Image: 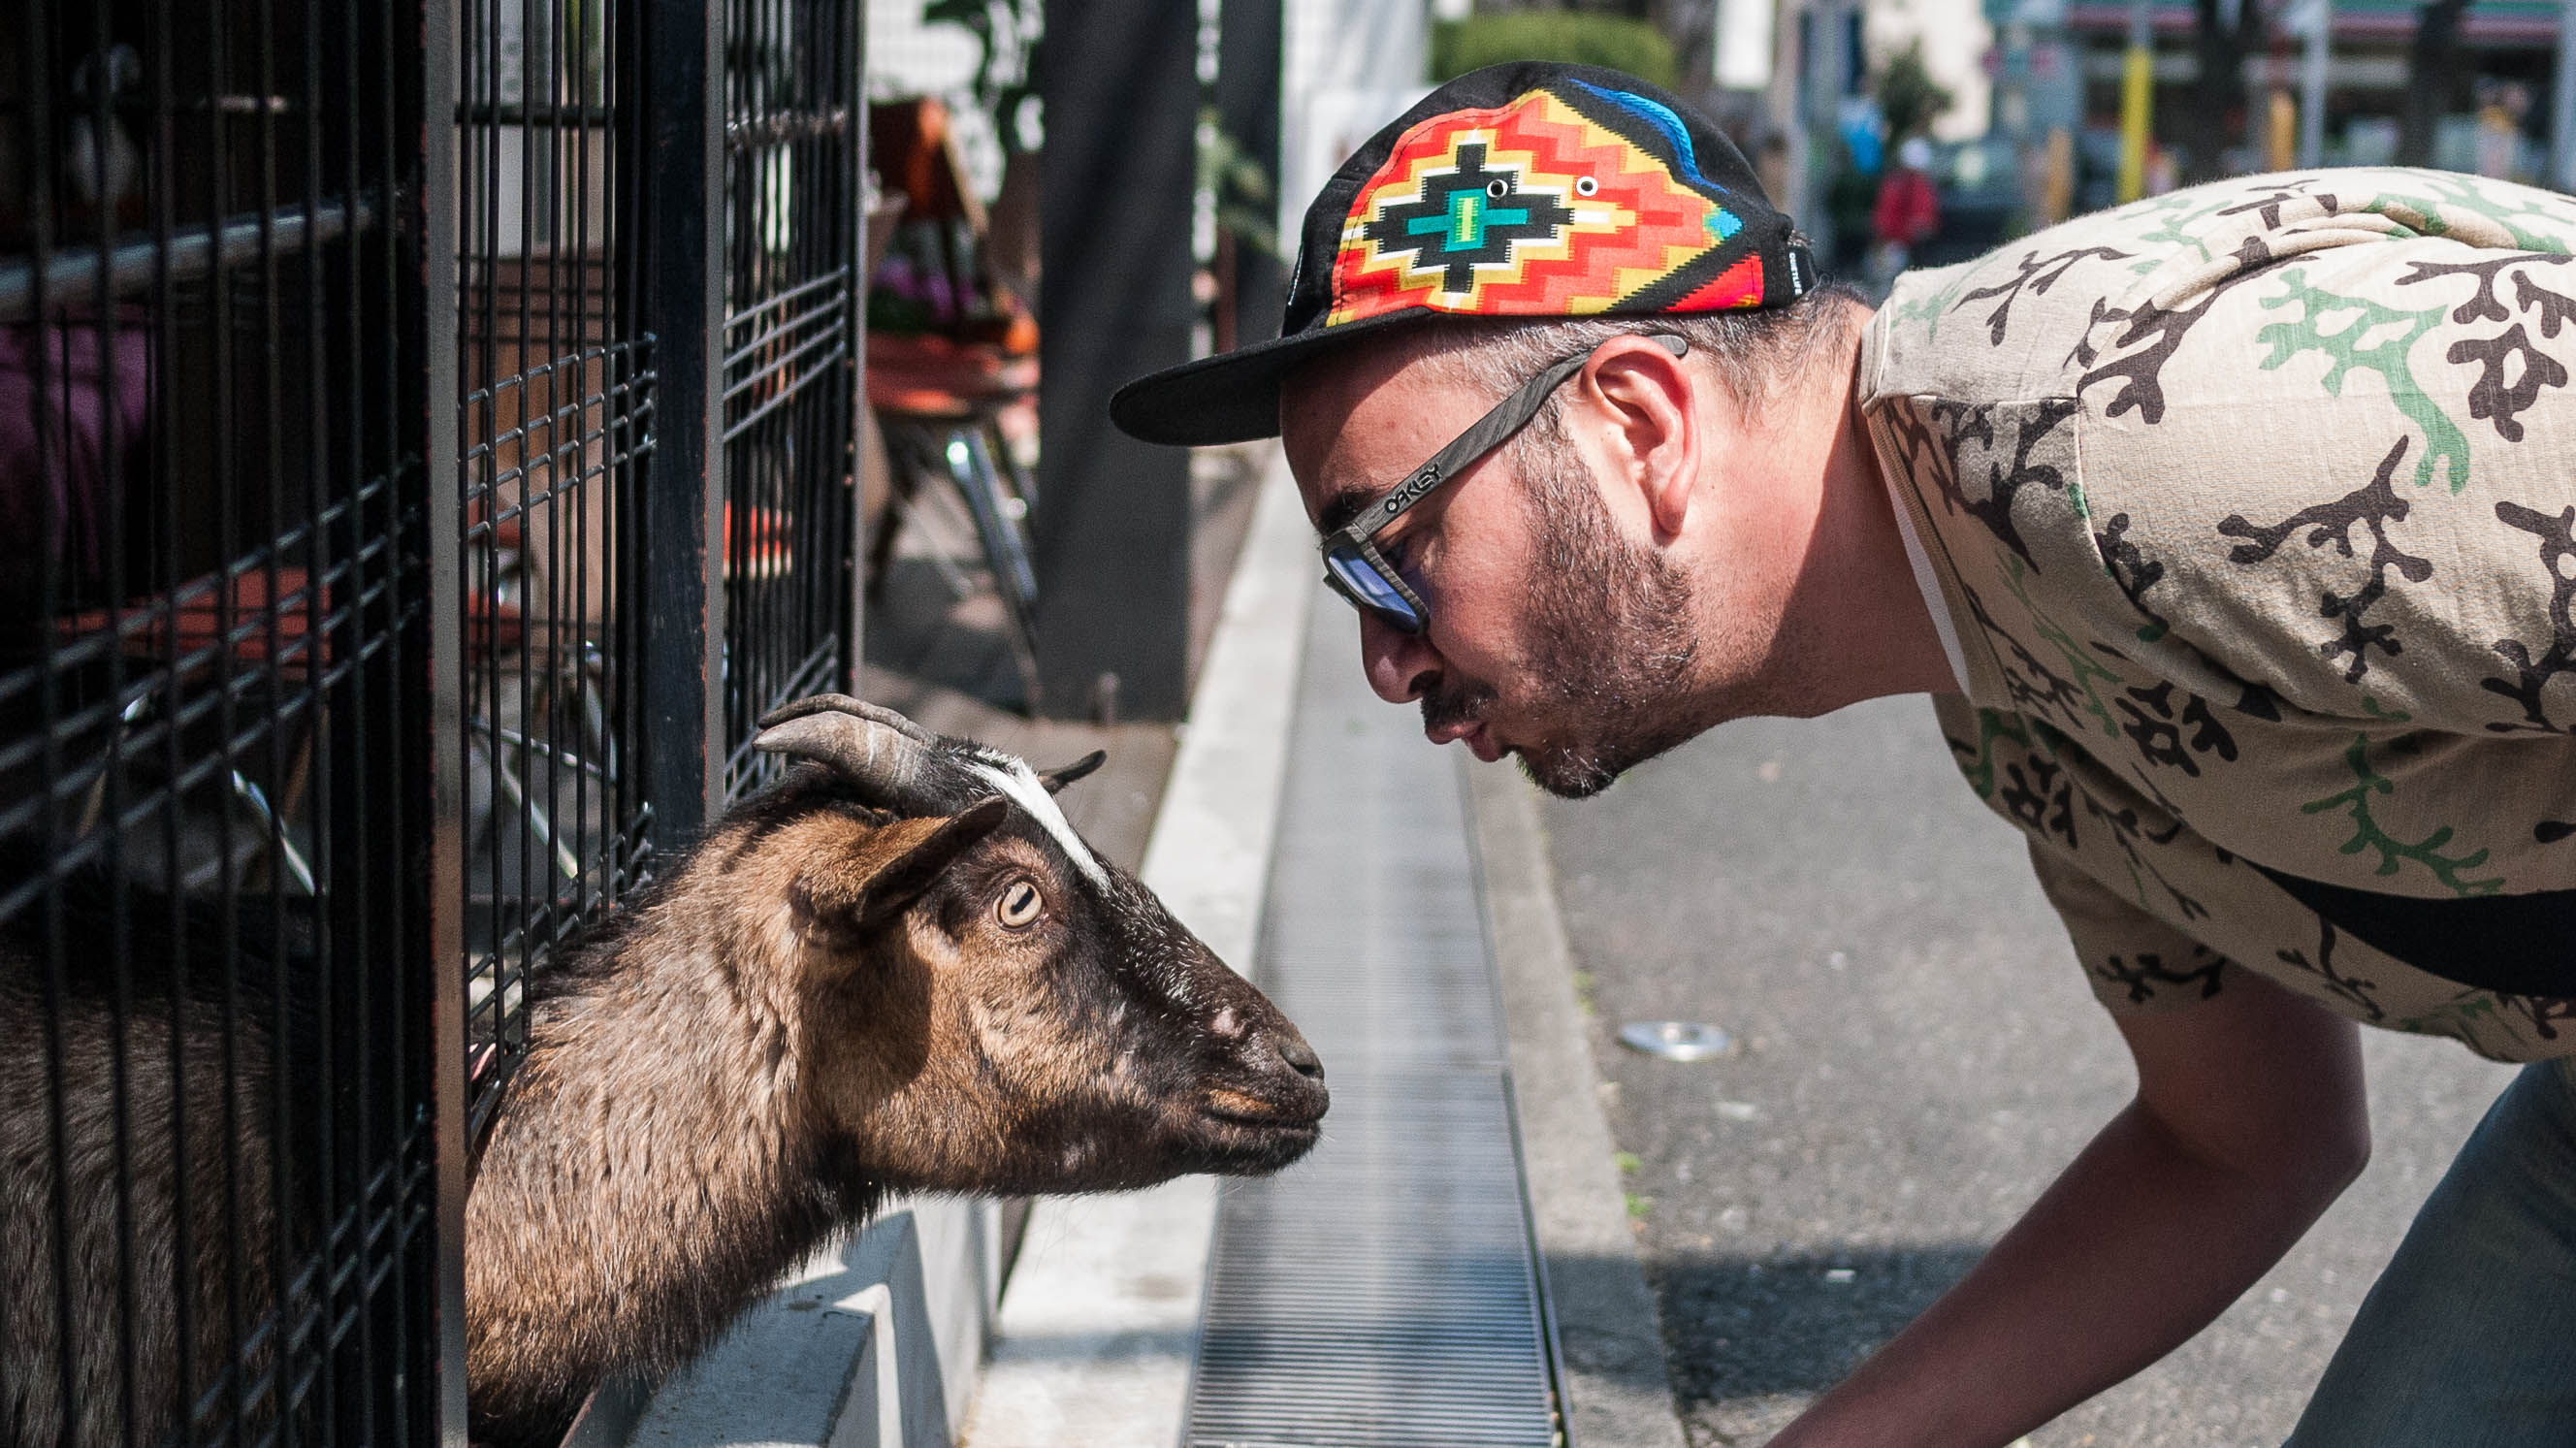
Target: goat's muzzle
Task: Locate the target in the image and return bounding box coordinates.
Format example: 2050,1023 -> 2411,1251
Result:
1191,1023 -> 1328,1174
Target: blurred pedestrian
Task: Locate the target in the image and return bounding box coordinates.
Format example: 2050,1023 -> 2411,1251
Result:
1869,134 -> 1940,287
1113,61 -> 2576,1448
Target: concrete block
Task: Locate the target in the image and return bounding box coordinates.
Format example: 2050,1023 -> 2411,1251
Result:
630,1200 -> 999,1448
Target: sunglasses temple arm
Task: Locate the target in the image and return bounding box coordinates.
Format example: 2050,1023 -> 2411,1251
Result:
1355,350 -> 1592,540
1433,334 -> 1683,489
1349,332 -> 1687,543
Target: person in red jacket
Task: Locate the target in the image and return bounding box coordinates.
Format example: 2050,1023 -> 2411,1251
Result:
1870,135 -> 1941,285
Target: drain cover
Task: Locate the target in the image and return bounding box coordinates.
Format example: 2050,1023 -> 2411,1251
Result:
1618,1020 -> 1733,1061
1182,597 -> 1560,1448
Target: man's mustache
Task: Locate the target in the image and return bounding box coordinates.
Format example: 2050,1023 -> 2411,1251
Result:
1421,678 -> 1497,734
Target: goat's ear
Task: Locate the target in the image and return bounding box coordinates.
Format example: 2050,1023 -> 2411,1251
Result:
1036,751 -> 1107,794
797,797 -> 1011,943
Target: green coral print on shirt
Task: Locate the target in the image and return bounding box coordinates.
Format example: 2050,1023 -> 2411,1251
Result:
1946,707 -> 2034,799
1891,270 -> 1971,345
2001,554 -> 2125,740
2256,269 -> 2467,491
2300,733 -> 2508,895
2114,186 -> 2254,274
2366,170 -> 2569,252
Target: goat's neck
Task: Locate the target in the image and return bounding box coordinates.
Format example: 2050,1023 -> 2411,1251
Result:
464,913 -> 869,1428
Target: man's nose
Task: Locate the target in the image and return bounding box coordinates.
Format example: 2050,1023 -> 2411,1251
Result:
1359,610 -> 1437,704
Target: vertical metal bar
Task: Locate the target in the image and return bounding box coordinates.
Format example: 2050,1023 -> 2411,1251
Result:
844,0 -> 869,701
248,0 -> 301,1429
2119,0 -> 2153,202
369,0 -> 417,1428
1033,0 -> 1200,722
2554,0 -> 2576,188
79,1 -> 148,1438
571,0 -> 598,914
2301,0 -> 2331,169
420,0 -> 470,1434
18,8 -> 87,1442
145,0 -> 205,1428
1216,0 -> 1284,343
1803,0 -> 1845,260
641,0 -> 726,839
200,2 -> 253,1433
297,1 -> 347,1435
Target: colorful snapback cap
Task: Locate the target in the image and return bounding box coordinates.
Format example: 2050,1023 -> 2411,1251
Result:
1110,61 -> 1816,447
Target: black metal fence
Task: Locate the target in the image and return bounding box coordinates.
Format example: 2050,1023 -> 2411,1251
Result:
720,0 -> 864,797
2,0 -> 867,1437
451,0 -> 655,1143
2,1 -> 438,1443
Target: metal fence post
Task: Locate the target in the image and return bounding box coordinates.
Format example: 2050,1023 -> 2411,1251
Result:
641,0 -> 728,837
849,34 -> 870,700
420,0 -> 472,1431
1218,0 -> 1285,342
1033,0 -> 1202,722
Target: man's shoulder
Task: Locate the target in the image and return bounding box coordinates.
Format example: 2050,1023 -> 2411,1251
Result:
1867,167 -> 2576,735
1867,168 -> 2576,411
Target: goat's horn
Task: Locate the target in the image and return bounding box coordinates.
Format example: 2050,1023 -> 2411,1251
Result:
757,692 -> 938,744
752,706 -> 939,802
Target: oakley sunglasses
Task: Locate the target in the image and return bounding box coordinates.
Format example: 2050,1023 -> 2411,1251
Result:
1319,332 -> 1690,634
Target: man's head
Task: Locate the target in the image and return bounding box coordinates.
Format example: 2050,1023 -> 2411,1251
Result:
1279,301 -> 1858,796
1111,62 -> 1893,796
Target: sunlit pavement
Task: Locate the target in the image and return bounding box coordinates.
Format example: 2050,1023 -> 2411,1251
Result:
1537,695 -> 2517,1447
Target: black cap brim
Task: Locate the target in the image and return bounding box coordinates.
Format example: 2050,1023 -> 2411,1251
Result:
1108,307 -> 1431,447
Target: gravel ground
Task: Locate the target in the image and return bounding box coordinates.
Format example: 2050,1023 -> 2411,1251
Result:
1537,695 -> 2520,1448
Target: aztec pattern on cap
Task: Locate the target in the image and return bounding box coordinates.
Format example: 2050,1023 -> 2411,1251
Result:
1329,79 -> 1771,326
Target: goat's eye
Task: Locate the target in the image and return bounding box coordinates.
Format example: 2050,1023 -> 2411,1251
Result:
996,879 -> 1043,928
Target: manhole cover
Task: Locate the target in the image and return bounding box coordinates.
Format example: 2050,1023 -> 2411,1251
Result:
1617,1019 -> 1733,1061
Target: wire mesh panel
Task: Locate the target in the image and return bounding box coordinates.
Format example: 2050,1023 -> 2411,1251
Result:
721,0 -> 864,795
452,0 -> 655,1136
0,0 -> 438,1443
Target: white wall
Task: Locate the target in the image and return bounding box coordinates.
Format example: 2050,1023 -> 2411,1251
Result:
1277,0 -> 1433,248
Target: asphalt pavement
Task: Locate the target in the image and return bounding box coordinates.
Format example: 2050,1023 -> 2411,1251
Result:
1536,694 -> 2522,1448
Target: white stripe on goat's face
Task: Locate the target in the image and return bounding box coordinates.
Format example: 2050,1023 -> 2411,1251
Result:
965,754 -> 1111,889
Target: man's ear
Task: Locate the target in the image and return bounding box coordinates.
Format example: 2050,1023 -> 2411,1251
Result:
1036,751 -> 1107,793
795,797 -> 1012,944
1581,336 -> 1699,543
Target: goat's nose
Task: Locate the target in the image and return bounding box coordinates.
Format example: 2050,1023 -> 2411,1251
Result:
1276,1035 -> 1323,1080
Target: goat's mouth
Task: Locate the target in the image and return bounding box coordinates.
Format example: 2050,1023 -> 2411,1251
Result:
1191,1086 -> 1325,1168
1201,1101 -> 1322,1132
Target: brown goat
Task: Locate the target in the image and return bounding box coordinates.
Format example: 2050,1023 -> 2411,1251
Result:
0,696 -> 1328,1448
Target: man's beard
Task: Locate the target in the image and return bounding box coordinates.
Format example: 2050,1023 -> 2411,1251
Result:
1423,442 -> 1701,799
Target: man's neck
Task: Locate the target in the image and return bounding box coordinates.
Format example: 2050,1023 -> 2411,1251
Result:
1700,303 -> 1962,721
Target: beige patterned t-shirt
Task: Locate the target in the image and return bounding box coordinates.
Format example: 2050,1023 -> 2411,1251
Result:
1860,168 -> 2576,1062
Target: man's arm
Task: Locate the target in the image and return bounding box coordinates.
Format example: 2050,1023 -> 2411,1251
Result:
1769,970 -> 2369,1448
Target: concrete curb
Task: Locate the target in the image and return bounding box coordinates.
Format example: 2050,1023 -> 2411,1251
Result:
632,1203 -> 1001,1448
961,446 -> 1315,1447
1465,759 -> 1690,1448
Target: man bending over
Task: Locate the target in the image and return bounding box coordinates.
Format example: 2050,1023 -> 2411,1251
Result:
1112,62 -> 2576,1446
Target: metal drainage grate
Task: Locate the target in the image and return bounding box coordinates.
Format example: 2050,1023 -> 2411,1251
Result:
1182,595 -> 1559,1448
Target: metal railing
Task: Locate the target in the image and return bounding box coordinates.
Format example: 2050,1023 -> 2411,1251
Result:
1,3 -> 439,1443
5,0 -> 866,1439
